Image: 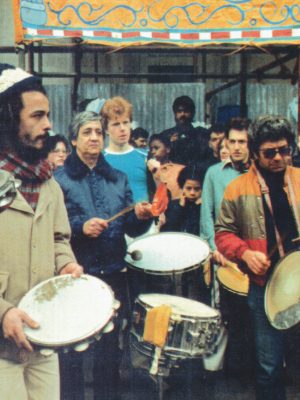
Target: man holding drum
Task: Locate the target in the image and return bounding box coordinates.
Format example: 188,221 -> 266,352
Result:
55,111 -> 153,400
215,115 -> 300,400
0,64 -> 82,400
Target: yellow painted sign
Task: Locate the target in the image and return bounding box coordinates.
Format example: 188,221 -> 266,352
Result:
14,1 -> 300,47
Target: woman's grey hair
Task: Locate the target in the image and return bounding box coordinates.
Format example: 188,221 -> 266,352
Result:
68,111 -> 102,141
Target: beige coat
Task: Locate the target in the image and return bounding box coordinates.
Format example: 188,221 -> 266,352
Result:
0,177 -> 76,361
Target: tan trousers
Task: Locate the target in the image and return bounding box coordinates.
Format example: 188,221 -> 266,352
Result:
0,352 -> 59,400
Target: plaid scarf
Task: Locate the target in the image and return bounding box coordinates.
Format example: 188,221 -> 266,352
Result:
0,151 -> 52,211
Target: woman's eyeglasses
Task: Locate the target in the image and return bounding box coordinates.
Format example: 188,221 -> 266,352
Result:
259,146 -> 292,159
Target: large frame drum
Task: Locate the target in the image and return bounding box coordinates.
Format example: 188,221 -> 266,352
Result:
265,250 -> 300,330
125,232 -> 210,301
19,274 -> 119,354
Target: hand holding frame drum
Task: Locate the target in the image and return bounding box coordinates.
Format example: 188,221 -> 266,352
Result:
18,274 -> 120,354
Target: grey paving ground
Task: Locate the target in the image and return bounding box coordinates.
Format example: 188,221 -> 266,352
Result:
82,335 -> 300,400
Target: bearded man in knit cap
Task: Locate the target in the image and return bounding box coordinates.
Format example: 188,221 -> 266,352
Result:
0,64 -> 82,400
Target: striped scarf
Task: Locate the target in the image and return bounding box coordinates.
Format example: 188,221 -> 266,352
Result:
0,151 -> 52,211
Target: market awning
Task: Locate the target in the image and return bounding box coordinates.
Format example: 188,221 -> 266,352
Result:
14,0 -> 300,47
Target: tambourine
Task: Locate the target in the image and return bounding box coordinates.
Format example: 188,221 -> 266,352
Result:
18,274 -> 120,355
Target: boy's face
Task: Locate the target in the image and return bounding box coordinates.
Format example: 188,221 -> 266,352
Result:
106,113 -> 131,147
182,179 -> 202,202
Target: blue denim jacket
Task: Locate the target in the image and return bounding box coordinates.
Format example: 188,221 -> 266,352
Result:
55,151 -> 151,275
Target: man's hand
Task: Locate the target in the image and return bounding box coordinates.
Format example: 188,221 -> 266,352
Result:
135,202 -> 153,220
60,262 -> 83,278
83,218 -> 108,237
2,307 -> 39,352
179,192 -> 186,207
241,249 -> 270,275
212,250 -> 227,266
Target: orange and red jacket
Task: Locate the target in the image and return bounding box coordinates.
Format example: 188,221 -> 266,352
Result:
215,163 -> 300,286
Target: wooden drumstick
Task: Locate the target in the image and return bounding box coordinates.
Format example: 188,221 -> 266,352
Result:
223,260 -> 247,276
106,205 -> 135,223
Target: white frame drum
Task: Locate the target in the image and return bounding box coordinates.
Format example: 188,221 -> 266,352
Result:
18,274 -> 119,353
265,250 -> 300,330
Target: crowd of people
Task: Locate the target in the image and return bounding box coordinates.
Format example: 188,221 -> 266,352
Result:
0,62 -> 299,400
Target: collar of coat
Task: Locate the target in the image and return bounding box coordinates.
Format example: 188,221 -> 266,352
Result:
64,150 -> 118,183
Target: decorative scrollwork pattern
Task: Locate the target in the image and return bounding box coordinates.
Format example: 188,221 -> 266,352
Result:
15,0 -> 300,46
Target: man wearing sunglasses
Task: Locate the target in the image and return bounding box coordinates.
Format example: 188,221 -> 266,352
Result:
215,115 -> 300,400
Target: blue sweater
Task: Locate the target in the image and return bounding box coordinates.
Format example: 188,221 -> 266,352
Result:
200,160 -> 243,250
103,147 -> 148,202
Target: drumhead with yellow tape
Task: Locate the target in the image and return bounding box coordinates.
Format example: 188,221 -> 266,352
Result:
265,250 -> 300,330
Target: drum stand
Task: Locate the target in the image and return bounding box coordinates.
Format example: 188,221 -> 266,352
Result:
151,359 -> 194,400
155,372 -> 164,400
151,366 -> 171,400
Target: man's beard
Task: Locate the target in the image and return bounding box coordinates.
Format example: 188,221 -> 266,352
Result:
175,117 -> 193,126
13,133 -> 50,164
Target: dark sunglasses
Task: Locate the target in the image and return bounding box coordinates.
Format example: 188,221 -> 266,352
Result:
259,146 -> 292,159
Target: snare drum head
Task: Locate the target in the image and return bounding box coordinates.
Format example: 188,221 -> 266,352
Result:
18,275 -> 115,347
126,232 -> 210,272
265,251 -> 300,330
139,293 -> 219,319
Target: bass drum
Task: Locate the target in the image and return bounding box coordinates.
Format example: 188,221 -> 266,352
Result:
125,232 -> 210,301
265,250 -> 300,330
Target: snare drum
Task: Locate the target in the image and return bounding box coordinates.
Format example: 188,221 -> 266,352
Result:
126,232 -> 210,300
130,293 -> 221,362
18,274 -> 119,354
265,250 -> 300,330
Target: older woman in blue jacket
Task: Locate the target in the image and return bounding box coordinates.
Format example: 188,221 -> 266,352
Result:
55,111 -> 152,400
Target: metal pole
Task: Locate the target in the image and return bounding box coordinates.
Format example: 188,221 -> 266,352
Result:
240,52 -> 247,117
157,374 -> 164,400
72,45 -> 82,111
297,47 -> 300,139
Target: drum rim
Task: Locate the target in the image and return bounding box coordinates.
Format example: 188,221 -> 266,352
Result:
127,261 -> 206,275
265,249 -> 300,330
126,231 -> 210,250
136,292 -> 220,319
19,274 -> 115,347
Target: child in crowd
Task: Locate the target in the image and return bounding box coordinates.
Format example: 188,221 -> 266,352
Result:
147,133 -> 185,200
160,165 -> 205,235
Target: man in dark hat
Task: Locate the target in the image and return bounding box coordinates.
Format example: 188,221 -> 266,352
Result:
0,63 -> 82,400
